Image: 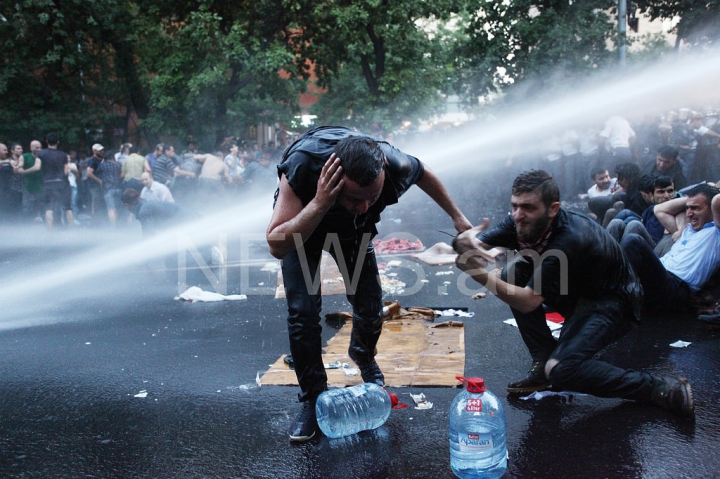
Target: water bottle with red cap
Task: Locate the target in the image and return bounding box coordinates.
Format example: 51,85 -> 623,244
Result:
316,383 -> 407,439
449,376 -> 507,478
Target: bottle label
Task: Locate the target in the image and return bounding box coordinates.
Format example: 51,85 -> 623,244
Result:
350,385 -> 367,397
465,398 -> 483,413
458,432 -> 494,452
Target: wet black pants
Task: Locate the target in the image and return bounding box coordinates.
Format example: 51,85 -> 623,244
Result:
282,234 -> 383,402
503,258 -> 661,401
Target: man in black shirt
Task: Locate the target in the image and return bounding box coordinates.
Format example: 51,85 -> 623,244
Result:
36,133 -> 73,229
453,170 -> 694,418
267,126 -> 472,441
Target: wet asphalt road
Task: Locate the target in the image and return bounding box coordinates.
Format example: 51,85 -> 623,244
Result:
1,207 -> 719,479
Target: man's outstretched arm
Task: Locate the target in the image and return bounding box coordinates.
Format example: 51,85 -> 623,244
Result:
416,165 -> 472,233
454,223 -> 544,314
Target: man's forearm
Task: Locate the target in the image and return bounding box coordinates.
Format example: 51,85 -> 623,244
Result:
416,167 -> 469,229
654,197 -> 687,233
267,199 -> 329,258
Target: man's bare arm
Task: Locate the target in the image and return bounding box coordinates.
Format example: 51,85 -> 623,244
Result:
266,156 -> 344,259
654,196 -> 687,234
416,165 -> 472,233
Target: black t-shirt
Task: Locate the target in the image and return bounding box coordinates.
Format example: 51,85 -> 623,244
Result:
37,148 -> 69,183
276,126 -> 425,237
480,209 -> 642,320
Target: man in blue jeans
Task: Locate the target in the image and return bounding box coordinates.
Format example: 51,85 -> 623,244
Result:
453,170 -> 694,419
266,126 -> 471,441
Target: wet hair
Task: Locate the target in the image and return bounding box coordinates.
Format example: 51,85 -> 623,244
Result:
590,167 -> 608,180
512,169 -> 560,207
333,136 -> 384,187
46,132 -> 59,146
658,145 -> 679,161
122,189 -> 140,205
614,163 -> 640,183
686,183 -> 719,205
653,175 -> 674,190
639,174 -> 656,194
162,143 -> 174,154
9,142 -> 21,151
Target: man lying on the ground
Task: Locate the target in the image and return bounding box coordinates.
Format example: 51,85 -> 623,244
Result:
453,169 -> 694,418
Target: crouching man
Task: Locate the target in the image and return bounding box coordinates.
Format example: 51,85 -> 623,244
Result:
453,169 -> 694,418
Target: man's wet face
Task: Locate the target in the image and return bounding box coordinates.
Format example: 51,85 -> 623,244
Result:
337,171 -> 384,215
511,191 -> 556,243
686,194 -> 713,231
593,171 -> 611,190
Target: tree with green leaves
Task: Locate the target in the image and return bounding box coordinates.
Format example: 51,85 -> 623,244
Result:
634,0 -> 720,48
451,1 -> 618,107
289,0 -> 469,132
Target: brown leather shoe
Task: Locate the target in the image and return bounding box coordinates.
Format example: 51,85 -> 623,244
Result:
507,361 -> 551,394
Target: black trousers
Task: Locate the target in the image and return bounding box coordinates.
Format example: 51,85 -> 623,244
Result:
502,256 -> 660,401
282,232 -> 383,402
620,233 -> 692,312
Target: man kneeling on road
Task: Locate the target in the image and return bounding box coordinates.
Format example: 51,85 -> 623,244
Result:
453,169 -> 694,418
266,126 -> 472,441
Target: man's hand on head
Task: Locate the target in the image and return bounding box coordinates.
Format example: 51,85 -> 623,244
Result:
314,154 -> 344,211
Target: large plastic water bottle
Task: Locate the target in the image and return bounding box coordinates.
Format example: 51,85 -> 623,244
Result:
315,383 -> 392,438
449,376 -> 507,479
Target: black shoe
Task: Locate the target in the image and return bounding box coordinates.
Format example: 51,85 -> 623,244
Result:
652,377 -> 695,418
507,361 -> 551,394
349,352 -> 385,387
289,400 -> 318,442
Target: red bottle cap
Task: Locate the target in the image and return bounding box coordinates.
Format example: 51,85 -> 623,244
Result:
456,376 -> 486,393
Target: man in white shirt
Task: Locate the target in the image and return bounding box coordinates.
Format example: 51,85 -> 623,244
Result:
139,172 -> 174,203
587,168 -> 619,198
599,116 -> 636,163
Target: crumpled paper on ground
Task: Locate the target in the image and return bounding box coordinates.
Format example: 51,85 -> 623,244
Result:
520,390 -> 586,401
175,286 -> 247,302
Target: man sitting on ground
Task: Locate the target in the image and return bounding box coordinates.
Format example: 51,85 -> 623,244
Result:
620,183 -> 720,313
453,169 -> 694,418
606,175 -> 675,247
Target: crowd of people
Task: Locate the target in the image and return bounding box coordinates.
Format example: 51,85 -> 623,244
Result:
0,135 -> 286,230
0,109 -> 718,439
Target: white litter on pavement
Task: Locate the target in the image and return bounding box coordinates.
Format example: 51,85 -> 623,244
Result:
409,393 -> 434,410
436,309 -> 474,317
175,286 -> 247,302
260,262 -> 281,272
520,390 -> 586,401
343,367 -> 360,377
435,271 -> 454,276
670,340 -> 691,348
387,260 -> 402,268
134,390 -> 148,398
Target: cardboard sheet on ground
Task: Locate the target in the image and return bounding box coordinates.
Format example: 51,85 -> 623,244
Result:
261,308 -> 465,387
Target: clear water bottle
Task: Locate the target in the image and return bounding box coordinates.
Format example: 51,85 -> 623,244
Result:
449,376 -> 507,479
315,383 -> 392,439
